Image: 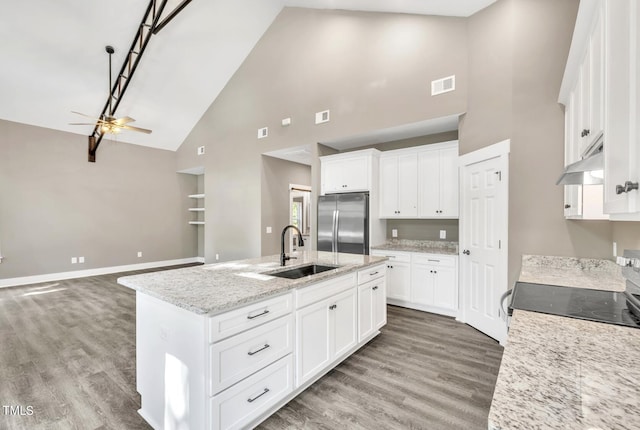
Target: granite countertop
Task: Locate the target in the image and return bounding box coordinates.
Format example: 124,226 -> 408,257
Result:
518,254 -> 626,291
117,251 -> 386,316
489,255 -> 640,430
371,239 -> 458,255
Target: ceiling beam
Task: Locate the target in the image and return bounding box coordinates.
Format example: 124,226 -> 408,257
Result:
88,0 -> 171,162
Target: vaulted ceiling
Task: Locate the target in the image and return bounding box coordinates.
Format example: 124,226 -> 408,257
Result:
0,0 -> 495,151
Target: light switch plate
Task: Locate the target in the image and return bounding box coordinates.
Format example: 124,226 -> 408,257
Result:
79,256 -> 85,263
266,226 -> 272,234
71,257 -> 77,264
440,230 -> 446,239
391,229 -> 398,238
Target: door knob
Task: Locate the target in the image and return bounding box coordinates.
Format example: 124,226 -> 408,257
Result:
462,249 -> 470,255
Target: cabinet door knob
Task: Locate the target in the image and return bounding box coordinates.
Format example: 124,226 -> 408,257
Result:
372,286 -> 379,291
616,181 -> 639,194
564,204 -> 571,209
462,249 -> 470,255
581,129 -> 590,137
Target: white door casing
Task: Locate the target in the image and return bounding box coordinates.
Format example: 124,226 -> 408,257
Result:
458,140 -> 509,345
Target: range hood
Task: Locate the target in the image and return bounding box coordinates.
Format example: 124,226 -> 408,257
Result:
556,133 -> 604,185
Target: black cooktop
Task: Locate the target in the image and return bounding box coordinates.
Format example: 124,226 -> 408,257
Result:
509,282 -> 640,329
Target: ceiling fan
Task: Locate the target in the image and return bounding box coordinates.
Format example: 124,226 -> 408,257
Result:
70,45 -> 152,135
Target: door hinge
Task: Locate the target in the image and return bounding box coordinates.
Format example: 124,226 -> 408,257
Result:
495,171 -> 502,181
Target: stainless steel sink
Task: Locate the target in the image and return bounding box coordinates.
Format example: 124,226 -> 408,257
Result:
270,264 -> 338,279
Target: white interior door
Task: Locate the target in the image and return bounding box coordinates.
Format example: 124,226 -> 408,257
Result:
459,141 -> 509,344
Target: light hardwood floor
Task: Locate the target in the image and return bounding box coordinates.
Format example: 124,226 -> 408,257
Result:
0,267 -> 503,430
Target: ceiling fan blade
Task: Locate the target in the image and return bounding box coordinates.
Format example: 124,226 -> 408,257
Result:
69,122 -> 98,125
119,124 -> 152,134
114,116 -> 136,125
71,111 -> 102,121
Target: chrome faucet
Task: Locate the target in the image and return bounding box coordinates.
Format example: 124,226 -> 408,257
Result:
280,225 -> 304,266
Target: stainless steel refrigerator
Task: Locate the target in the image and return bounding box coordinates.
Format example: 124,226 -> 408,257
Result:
317,193 -> 369,255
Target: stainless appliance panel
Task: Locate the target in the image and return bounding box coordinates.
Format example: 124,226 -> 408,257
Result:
317,195 -> 337,253
336,193 -> 369,255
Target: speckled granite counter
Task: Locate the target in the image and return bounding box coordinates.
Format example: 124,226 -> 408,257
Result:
518,254 -> 626,291
118,251 -> 386,316
371,239 -> 458,255
488,255 -> 640,430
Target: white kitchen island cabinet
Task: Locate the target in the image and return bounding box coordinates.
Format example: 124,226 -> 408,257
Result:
118,252 -> 387,430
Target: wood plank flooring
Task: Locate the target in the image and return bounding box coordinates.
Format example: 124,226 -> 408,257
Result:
0,267 -> 503,430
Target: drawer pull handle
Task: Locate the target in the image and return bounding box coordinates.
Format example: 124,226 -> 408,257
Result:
247,388 -> 270,403
369,271 -> 379,276
247,344 -> 271,356
247,309 -> 269,320
372,286 -> 379,291
427,259 -> 440,262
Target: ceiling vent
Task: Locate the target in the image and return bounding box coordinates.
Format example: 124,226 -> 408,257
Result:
431,75 -> 456,96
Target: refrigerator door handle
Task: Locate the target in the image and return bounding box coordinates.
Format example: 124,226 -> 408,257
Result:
331,210 -> 338,253
334,210 -> 340,253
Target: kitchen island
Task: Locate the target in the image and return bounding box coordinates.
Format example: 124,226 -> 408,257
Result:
118,251 -> 387,430
488,255 -> 640,430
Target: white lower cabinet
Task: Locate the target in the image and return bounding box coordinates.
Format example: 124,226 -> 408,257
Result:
357,276 -> 387,342
296,287 -> 357,386
210,355 -> 294,430
372,250 -> 458,317
411,255 -> 457,315
379,251 -> 411,301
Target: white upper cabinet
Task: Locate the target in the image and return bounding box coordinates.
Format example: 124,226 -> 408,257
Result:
603,0 -> 640,218
418,142 -> 459,218
379,141 -> 459,219
559,0 -> 608,220
320,149 -> 380,195
379,153 -> 418,217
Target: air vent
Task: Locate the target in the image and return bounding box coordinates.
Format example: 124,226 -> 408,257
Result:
431,75 -> 456,96
258,127 -> 268,139
315,110 -> 330,124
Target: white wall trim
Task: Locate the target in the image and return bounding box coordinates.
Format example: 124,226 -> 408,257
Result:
0,257 -> 202,288
459,139 -> 510,166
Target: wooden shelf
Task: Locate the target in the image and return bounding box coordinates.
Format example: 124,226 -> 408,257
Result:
188,208 -> 205,212
189,221 -> 205,225
188,194 -> 205,199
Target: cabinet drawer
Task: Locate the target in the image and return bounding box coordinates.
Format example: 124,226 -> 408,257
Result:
210,355 -> 293,430
371,250 -> 411,263
209,293 -> 293,343
357,264 -> 385,285
295,272 -> 357,309
411,254 -> 456,267
210,315 -> 293,395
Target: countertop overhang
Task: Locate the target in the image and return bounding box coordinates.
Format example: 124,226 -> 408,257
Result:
117,251 -> 387,316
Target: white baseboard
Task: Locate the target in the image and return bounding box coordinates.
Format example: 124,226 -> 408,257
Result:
0,257 -> 203,288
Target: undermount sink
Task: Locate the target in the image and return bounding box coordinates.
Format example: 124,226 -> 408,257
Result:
270,264 -> 338,279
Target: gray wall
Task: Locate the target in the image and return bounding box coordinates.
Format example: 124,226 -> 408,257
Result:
176,7 -> 469,263
261,156 -> 311,256
0,119 -> 197,279
386,219 -> 459,242
460,0 -> 613,287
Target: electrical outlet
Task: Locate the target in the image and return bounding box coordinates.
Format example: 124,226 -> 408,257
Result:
281,118 -> 291,126
613,242 -> 617,257
79,256 -> 85,263
215,253 -> 220,261
440,230 -> 446,239
71,257 -> 77,264
391,229 -> 398,238
266,226 -> 272,234
137,251 -> 143,258
197,146 -> 205,155
257,127 -> 268,139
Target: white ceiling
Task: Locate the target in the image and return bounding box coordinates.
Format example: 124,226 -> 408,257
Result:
0,0 -> 495,151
